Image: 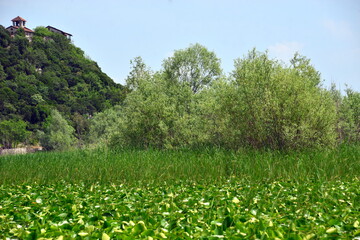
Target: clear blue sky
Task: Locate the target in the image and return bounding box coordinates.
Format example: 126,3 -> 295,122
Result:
1,0 -> 359,91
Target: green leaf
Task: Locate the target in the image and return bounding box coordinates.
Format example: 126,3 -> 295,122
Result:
102,232 -> 110,240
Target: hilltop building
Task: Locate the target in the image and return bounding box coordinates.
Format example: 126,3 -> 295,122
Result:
6,16 -> 72,40
6,16 -> 34,39
46,26 -> 72,40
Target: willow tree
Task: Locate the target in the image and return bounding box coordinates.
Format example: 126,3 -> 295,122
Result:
213,49 -> 337,150
163,43 -> 222,93
39,109 -> 76,150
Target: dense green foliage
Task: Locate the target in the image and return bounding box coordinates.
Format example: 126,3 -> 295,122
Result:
1,180 -> 359,239
331,85 -> 360,143
0,119 -> 30,148
1,145 -> 359,185
98,46 -> 353,150
0,25 -> 125,148
38,109 -> 76,150
163,43 -> 222,93
0,146 -> 359,239
0,22 -> 358,151
1,20 -> 359,240
87,106 -> 123,145
212,50 -> 337,149
111,72 -> 196,148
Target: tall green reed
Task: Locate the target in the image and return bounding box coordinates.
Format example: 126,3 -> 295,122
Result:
0,145 -> 358,185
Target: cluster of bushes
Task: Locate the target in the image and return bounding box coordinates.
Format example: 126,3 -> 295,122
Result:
1,35 -> 358,151
89,44 -> 359,150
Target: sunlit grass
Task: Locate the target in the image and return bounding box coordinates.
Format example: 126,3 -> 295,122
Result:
1,145 -> 359,238
0,144 -> 359,185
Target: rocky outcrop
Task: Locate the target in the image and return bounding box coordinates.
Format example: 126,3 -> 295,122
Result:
0,147 -> 43,156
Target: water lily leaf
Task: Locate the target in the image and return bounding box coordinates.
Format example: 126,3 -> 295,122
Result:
78,231 -> 89,236
354,220 -> 359,228
102,232 -> 110,240
326,227 -> 337,234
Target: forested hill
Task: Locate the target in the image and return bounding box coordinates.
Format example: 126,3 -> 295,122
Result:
0,25 -> 125,132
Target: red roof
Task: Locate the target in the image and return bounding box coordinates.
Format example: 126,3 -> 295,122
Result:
12,16 -> 27,22
23,27 -> 34,33
6,26 -> 34,33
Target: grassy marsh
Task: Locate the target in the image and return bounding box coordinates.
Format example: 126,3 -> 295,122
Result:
1,145 -> 359,185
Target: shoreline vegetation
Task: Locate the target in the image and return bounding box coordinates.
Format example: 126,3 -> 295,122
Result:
1,29 -> 359,153
1,144 -> 359,185
1,24 -> 360,239
1,145 -> 359,239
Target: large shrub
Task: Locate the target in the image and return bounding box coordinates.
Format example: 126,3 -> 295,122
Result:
333,87 -> 360,143
110,72 -> 196,149
88,105 -> 123,145
110,46 -> 221,149
39,109 -> 76,150
0,119 -> 30,148
211,50 -> 337,150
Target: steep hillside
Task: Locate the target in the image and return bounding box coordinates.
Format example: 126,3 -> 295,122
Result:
0,26 -> 126,132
